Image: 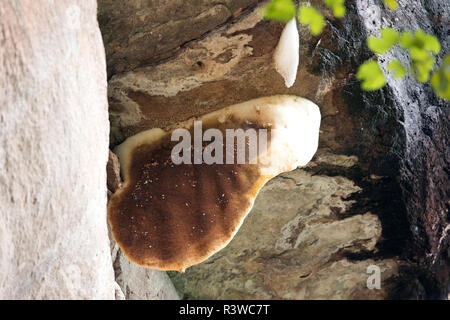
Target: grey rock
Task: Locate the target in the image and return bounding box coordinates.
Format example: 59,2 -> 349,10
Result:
111,241 -> 180,300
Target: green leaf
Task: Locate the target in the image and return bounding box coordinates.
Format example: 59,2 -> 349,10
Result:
409,47 -> 429,61
356,60 -> 387,91
388,60 -> 406,78
399,29 -> 440,82
384,0 -> 398,10
400,29 -> 441,54
412,53 -> 435,83
323,0 -> 346,18
263,0 -> 296,22
367,28 -> 400,54
298,5 -> 325,36
400,31 -> 415,49
431,55 -> 450,100
420,33 -> 441,54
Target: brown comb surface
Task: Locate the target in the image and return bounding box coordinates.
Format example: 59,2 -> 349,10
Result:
108,95 -> 321,272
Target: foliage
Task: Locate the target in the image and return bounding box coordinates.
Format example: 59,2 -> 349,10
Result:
431,55 -> 450,100
367,28 -> 399,54
384,0 -> 398,10
387,60 -> 407,79
400,30 -> 441,82
357,61 -> 387,90
263,0 -> 296,22
262,0 -> 448,100
323,0 -> 346,18
298,6 -> 325,35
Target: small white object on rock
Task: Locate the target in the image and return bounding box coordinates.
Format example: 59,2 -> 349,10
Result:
273,18 -> 299,88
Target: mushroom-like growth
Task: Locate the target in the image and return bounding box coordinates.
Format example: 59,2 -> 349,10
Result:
273,18 -> 299,88
108,95 -> 321,272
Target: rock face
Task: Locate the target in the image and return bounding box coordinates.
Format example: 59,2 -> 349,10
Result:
98,0 -> 264,76
170,154 -> 402,299
107,151 -> 122,193
111,243 -> 180,300
99,0 -> 449,299
0,1 -> 116,299
357,0 -> 450,296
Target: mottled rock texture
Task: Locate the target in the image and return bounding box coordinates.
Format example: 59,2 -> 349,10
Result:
0,0 -> 116,299
107,151 -> 122,193
111,242 -> 180,300
170,154 -> 402,299
98,0 -> 264,76
99,0 -> 449,299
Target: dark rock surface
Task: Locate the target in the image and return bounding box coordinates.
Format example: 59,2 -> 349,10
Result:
355,0 -> 450,298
